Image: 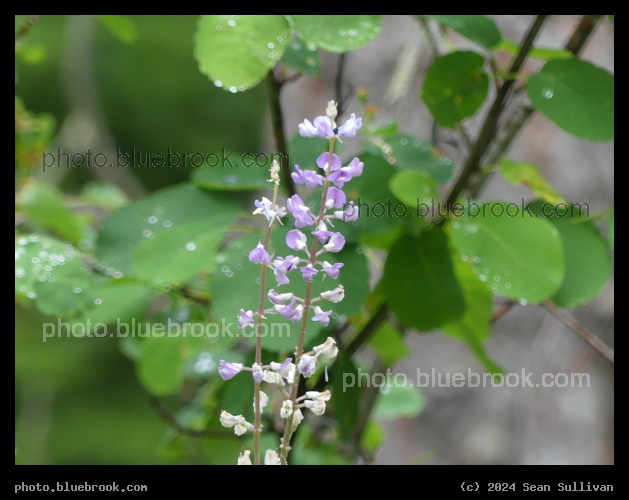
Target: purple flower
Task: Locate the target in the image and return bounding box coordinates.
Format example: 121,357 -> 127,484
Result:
321,261 -> 344,279
337,113 -> 363,138
298,118 -> 319,138
219,360 -> 244,380
312,306 -> 332,327
280,300 -> 304,324
248,240 -> 270,264
322,232 -> 345,253
268,289 -> 294,305
316,153 -> 342,173
297,354 -> 317,377
325,187 -> 347,210
344,157 -> 364,177
328,169 -> 353,189
300,264 -> 319,281
292,165 -> 324,189
334,201 -> 359,222
272,255 -> 299,285
253,197 -> 287,225
312,221 -> 335,244
286,229 -> 308,251
287,194 -> 315,228
298,116 -> 336,139
238,309 -> 255,330
252,363 -> 264,383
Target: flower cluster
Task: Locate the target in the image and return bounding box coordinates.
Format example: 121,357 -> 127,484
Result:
218,101 -> 363,465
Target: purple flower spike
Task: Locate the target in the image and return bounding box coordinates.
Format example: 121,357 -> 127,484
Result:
248,240 -> 270,264
286,229 -> 308,251
321,261 -> 344,279
325,187 -> 347,210
328,169 -> 353,189
334,201 -> 359,222
292,165 -> 324,189
312,305 -> 332,327
287,195 -> 315,228
300,264 -> 319,281
344,157 -> 364,177
337,113 -> 363,138
238,309 -> 255,329
219,360 -> 244,380
316,153 -> 342,173
322,232 -> 345,253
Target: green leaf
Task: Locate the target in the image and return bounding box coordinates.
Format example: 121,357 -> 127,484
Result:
282,39 -> 320,76
331,352 -> 361,441
499,158 -> 566,204
421,51 -> 490,129
389,170 -> 439,207
386,135 -> 455,184
383,229 -> 465,331
76,282 -> 154,326
194,15 -> 290,91
18,181 -> 88,244
527,59 -> 614,141
192,160 -> 272,191
496,38 -> 573,61
15,234 -> 96,318
80,181 -> 130,211
95,15 -> 138,44
441,259 -> 503,373
374,385 -> 426,419
368,322 -> 410,365
529,201 -> 612,309
289,15 -> 382,53
447,202 -> 565,303
137,335 -> 204,396
134,221 -> 225,285
608,209 -> 614,249
425,15 -> 501,48
96,184 -> 240,277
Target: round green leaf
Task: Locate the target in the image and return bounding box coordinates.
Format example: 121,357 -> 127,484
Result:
421,51 -> 489,129
383,230 -> 465,331
374,385 -> 426,419
527,59 -> 614,141
425,15 -> 501,48
447,202 -> 565,303
194,15 -> 290,91
388,135 -> 455,184
282,39 -> 320,76
389,170 -> 439,207
289,15 -> 382,53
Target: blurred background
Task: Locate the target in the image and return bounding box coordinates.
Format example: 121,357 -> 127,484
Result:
15,15 -> 613,464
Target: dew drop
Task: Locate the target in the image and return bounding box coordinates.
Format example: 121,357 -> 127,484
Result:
148,216 -> 158,224
542,88 -> 554,99
185,242 -> 196,251
73,287 -> 82,293
95,298 -> 102,305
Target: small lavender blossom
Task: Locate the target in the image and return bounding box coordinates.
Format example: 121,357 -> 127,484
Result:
268,289 -> 293,305
344,157 -> 364,177
333,201 -> 359,222
311,221 -> 335,244
272,255 -> 299,285
279,299 -> 301,323
297,354 -> 317,377
292,165 -> 324,189
238,309 -> 255,329
336,113 -> 363,138
316,152 -> 342,174
322,232 -> 345,253
286,229 -> 308,251
300,264 -> 319,281
218,360 -> 244,380
298,106 -> 363,140
253,197 -> 286,226
286,194 -> 315,228
321,261 -> 344,279
311,305 -> 332,327
325,187 -> 347,210
248,240 -> 270,264
270,358 -> 293,377
251,363 -> 264,383
328,169 -> 353,189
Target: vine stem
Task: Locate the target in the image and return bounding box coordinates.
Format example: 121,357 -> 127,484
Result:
280,136 -> 336,463
253,182 -> 279,465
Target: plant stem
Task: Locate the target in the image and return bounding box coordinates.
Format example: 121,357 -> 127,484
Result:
266,70 -> 297,198
280,137 -> 336,463
253,183 -> 279,465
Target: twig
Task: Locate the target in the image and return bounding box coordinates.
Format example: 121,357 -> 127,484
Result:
491,300 -> 517,322
542,300 -> 614,364
266,70 -> 297,197
149,397 -> 232,438
15,15 -> 40,39
335,53 -> 347,116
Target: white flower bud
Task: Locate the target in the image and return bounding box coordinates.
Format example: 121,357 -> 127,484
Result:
313,337 -> 338,359
304,399 -> 326,416
305,390 -> 331,402
219,410 -> 239,428
291,408 -> 304,432
268,159 -> 281,185
263,370 -> 284,386
280,399 -> 294,418
253,391 -> 269,412
237,450 -> 252,465
264,449 -> 282,465
320,285 -> 344,303
326,100 -> 338,120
